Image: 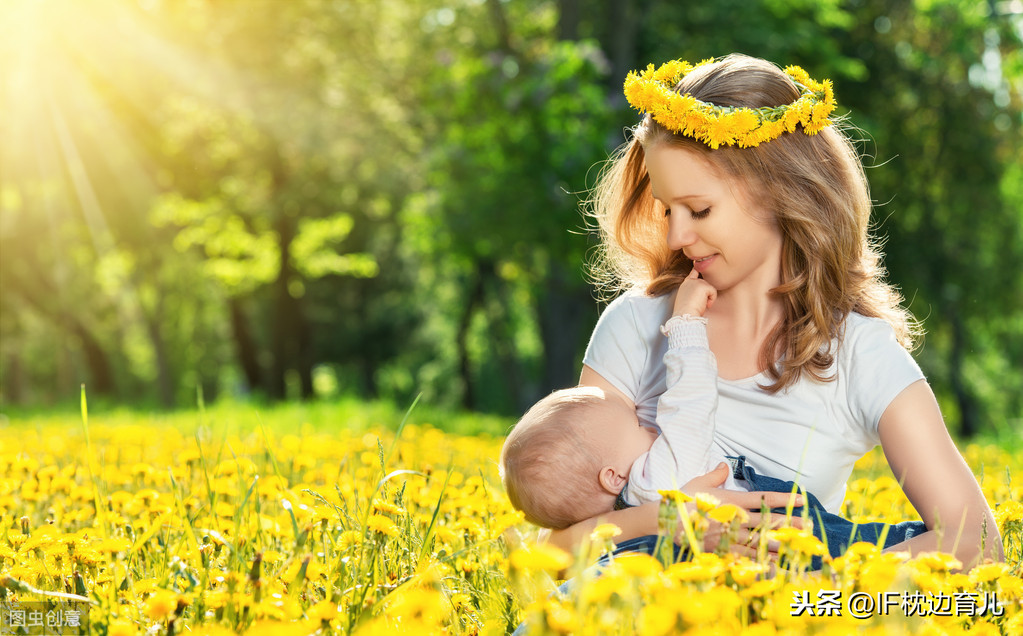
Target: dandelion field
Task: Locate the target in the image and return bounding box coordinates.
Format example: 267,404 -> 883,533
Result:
1,399 -> 1021,635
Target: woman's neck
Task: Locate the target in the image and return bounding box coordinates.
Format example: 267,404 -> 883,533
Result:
711,286 -> 784,337
704,268 -> 785,379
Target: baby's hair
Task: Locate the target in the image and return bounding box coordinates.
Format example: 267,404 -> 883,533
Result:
500,387 -> 615,529
589,53 -> 920,393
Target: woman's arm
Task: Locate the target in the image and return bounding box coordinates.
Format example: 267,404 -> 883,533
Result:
878,380 -> 1003,569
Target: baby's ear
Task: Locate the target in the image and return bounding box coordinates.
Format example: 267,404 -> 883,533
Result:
597,466 -> 628,495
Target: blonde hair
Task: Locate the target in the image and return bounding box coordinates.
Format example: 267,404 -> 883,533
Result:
500,387 -> 617,529
589,54 -> 919,392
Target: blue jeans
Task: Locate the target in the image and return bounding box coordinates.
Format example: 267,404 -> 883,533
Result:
588,462 -> 926,572
732,456 -> 926,570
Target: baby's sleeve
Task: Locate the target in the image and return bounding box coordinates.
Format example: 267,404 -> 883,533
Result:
623,319 -> 718,505
845,316 -> 926,438
581,295 -> 649,403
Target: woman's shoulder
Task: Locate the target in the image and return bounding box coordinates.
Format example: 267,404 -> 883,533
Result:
839,312 -> 905,350
584,289 -> 674,404
836,311 -> 921,374
605,288 -> 674,308
598,289 -> 674,331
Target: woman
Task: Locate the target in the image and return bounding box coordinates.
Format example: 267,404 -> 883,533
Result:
552,54 -> 1002,569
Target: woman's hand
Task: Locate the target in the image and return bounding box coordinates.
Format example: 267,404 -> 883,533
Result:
679,463 -> 806,559
692,506 -> 784,560
683,463 -> 805,510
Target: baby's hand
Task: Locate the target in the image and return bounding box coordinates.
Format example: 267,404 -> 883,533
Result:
672,268 -> 717,317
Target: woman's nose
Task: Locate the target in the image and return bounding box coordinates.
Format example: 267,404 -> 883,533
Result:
666,213 -> 698,251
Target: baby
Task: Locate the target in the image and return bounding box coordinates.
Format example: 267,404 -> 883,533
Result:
500,270 -> 926,559
501,268 -> 729,529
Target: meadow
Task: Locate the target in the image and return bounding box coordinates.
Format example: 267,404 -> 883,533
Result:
0,396 -> 1020,635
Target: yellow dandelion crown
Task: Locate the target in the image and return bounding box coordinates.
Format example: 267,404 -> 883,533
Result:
623,58 -> 837,149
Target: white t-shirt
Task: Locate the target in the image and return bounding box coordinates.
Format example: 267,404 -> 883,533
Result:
623,318 -> 748,506
583,291 -> 925,513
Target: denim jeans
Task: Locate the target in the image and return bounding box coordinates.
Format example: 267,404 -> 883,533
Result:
730,455 -> 927,570
603,457 -> 926,567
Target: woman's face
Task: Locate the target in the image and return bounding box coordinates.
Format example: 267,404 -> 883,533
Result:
645,143 -> 784,294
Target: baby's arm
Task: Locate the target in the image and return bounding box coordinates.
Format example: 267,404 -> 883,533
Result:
625,270 -> 720,503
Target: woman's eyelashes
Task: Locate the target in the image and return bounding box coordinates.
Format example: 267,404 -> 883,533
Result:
664,207 -> 711,219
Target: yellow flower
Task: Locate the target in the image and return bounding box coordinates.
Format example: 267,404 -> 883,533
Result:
371,499 -> 406,516
509,544 -> 572,572
308,599 -> 338,621
658,489 -> 694,506
544,598 -> 580,634
145,589 -> 180,621
969,561 -> 1009,585
106,619 -> 139,636
741,578 -> 781,598
857,557 -> 898,593
693,492 -> 722,513
581,573 -> 628,604
339,530 -> 363,549
615,553 -> 664,578
366,514 -> 400,537
666,552 -> 725,582
244,620 -> 318,636
449,592 -> 472,612
998,573 -> 1022,598
384,588 -> 449,626
679,587 -> 741,625
651,59 -> 692,84
995,500 -> 1023,531
912,551 -> 962,572
624,58 -> 835,147
708,503 -> 748,525
638,604 -> 677,636
729,560 -> 767,586
591,523 -> 623,541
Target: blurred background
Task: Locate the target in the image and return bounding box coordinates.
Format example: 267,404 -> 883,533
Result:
1,0 -> 1020,438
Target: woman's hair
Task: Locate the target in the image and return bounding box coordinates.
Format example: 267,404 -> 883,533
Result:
589,54 -> 919,392
500,387 -> 616,529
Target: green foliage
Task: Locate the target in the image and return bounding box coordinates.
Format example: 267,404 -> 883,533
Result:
1,0 -> 1020,437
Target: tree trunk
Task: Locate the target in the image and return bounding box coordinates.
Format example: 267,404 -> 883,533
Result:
537,262 -> 591,398
72,321 -> 117,397
481,263 -> 528,412
3,351 -> 23,404
486,0 -> 513,53
455,270 -> 486,410
268,215 -> 315,401
141,291 -> 175,408
297,301 -> 314,400
948,308 -> 979,438
557,0 -> 580,40
606,0 -> 639,96
270,216 -> 295,401
5,269 -> 117,397
228,296 -> 263,395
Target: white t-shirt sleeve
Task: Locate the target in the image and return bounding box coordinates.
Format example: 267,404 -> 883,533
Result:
624,319 -> 718,505
844,315 -> 926,438
581,294 -> 649,403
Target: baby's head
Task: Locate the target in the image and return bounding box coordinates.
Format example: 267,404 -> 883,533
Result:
500,386 -> 658,529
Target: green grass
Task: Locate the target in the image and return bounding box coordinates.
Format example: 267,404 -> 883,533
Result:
0,394 -> 517,439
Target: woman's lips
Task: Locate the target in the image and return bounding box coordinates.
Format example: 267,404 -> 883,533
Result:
692,254 -> 717,273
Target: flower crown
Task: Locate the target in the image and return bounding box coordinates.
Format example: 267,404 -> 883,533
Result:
623,59 -> 837,149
